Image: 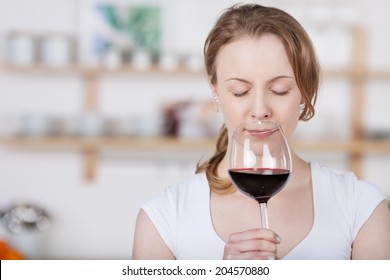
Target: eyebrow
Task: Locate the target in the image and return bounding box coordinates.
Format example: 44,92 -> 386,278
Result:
224,75 -> 294,83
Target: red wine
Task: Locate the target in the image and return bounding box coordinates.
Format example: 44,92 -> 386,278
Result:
228,168 -> 290,204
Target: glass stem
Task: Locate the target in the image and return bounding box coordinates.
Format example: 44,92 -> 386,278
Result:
259,202 -> 269,229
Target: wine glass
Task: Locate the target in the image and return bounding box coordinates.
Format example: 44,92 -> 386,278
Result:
228,120 -> 292,229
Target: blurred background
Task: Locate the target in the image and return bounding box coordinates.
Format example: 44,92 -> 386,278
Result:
0,0 -> 389,259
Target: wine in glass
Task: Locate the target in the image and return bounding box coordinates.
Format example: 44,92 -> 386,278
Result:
228,121 -> 292,229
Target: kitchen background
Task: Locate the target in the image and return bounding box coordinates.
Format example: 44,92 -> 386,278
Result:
0,0 -> 389,259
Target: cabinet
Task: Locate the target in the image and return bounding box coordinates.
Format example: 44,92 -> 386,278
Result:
1,27 -> 390,181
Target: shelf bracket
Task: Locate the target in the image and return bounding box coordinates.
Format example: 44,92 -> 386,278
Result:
83,72 -> 98,112
83,148 -> 97,181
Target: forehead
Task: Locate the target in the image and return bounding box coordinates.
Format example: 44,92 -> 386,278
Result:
217,34 -> 288,62
215,34 -> 293,79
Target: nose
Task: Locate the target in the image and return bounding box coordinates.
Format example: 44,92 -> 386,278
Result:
251,94 -> 271,121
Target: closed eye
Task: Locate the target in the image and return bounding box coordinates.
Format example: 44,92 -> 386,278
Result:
233,91 -> 249,97
271,90 -> 289,96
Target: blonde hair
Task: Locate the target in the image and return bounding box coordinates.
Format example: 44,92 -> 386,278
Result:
196,4 -> 320,194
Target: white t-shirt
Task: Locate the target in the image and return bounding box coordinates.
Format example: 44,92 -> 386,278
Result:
142,161 -> 385,259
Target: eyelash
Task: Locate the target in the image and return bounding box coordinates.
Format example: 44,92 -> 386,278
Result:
271,90 -> 289,96
233,90 -> 289,97
233,91 -> 249,97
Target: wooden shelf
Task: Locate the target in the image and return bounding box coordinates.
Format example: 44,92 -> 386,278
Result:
2,135 -> 390,181
1,136 -> 390,154
3,63 -> 390,79
323,69 -> 390,79
0,136 -> 215,151
0,63 -> 205,76
292,139 -> 390,154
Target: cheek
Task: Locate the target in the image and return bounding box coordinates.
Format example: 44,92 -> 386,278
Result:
278,102 -> 301,138
220,100 -> 240,132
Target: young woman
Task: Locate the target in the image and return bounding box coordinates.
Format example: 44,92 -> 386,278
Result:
132,4 -> 390,260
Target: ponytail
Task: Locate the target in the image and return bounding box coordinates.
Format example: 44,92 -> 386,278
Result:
196,125 -> 235,194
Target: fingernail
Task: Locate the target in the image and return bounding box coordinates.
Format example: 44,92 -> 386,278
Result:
276,235 -> 282,243
267,256 -> 275,260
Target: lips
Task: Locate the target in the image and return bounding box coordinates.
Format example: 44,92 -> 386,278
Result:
246,128 -> 278,138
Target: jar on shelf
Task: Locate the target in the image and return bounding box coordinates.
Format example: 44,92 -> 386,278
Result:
6,31 -> 36,66
102,47 -> 122,70
76,113 -> 106,137
159,52 -> 179,72
131,49 -> 152,71
39,33 -> 73,67
184,53 -> 203,72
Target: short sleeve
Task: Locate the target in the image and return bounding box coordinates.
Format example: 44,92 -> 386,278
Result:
350,176 -> 386,239
141,186 -> 177,255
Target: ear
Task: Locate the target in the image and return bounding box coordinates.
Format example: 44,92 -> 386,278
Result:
300,95 -> 305,104
209,80 -> 221,113
209,76 -> 219,98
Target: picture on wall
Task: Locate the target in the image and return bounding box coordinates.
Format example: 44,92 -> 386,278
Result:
78,0 -> 161,67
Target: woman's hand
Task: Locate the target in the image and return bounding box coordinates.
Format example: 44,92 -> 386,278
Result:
223,228 -> 281,260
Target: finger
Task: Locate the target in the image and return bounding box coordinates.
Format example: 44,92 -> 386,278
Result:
226,238 -> 277,253
225,250 -> 276,260
229,228 -> 281,244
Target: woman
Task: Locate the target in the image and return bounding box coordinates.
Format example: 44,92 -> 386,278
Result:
132,4 -> 390,260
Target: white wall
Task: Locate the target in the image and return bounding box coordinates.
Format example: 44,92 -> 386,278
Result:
0,0 -> 389,259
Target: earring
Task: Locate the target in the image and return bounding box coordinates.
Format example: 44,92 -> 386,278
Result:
212,92 -> 220,113
299,103 -> 305,112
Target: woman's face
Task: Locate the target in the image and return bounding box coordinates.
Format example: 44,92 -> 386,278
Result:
211,34 -> 302,141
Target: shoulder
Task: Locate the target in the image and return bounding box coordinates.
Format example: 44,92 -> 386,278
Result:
133,173 -> 208,260
352,199 -> 390,259
139,173 -> 209,256
310,161 -> 385,238
145,173 -> 208,205
142,172 -> 208,219
310,161 -> 384,200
